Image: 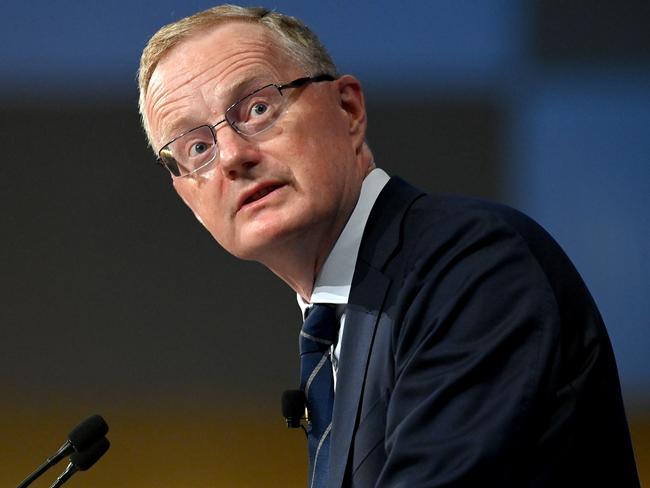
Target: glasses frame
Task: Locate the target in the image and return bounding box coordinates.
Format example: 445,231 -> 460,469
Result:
156,73 -> 336,177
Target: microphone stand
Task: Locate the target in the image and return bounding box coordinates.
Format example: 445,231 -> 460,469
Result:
17,442 -> 71,488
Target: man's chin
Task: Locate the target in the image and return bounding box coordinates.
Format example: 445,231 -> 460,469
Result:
226,223 -> 306,263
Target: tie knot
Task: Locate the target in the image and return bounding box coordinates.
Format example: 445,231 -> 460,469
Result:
300,304 -> 338,354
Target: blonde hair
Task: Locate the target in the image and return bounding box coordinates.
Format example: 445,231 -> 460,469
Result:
137,4 -> 338,145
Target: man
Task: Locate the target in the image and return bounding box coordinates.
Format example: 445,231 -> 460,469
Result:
138,5 -> 639,487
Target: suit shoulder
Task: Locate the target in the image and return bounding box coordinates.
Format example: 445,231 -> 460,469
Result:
394,191 -> 587,294
401,193 -> 556,256
371,178 -> 551,260
368,178 -> 578,292
409,193 -> 544,238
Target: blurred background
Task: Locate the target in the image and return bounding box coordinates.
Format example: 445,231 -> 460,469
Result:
1,0 -> 648,486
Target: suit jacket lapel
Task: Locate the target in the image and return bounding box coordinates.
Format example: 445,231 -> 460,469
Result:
328,177 -> 424,487
329,264 -> 389,488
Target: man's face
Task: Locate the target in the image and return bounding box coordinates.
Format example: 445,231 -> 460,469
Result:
144,22 -> 367,268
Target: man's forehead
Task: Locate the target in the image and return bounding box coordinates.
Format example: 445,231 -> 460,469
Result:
162,22 -> 291,76
162,24 -> 301,94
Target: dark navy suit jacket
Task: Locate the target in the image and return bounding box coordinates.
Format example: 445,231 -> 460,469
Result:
328,177 -> 639,487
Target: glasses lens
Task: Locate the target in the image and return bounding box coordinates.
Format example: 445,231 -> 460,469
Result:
160,125 -> 217,177
159,148 -> 181,177
227,85 -> 284,136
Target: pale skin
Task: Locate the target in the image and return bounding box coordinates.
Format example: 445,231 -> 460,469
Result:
144,22 -> 374,300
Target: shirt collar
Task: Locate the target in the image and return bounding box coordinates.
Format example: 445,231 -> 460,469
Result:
297,168 -> 390,315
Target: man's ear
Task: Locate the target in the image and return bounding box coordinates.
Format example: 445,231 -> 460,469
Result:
336,75 -> 367,151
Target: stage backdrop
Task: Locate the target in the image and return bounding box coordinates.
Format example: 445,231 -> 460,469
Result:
1,1 -> 648,485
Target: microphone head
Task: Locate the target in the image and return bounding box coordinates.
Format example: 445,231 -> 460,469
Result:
70,437 -> 110,471
68,415 -> 109,451
281,389 -> 306,428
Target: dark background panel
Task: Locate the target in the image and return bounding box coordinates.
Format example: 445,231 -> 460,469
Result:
0,98 -> 502,399
535,0 -> 650,63
366,97 -> 502,200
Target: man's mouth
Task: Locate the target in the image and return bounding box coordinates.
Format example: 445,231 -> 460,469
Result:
241,183 -> 283,208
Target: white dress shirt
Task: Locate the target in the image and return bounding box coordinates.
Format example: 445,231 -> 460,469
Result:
297,168 -> 390,388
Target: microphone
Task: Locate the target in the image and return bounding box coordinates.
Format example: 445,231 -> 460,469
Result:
282,389 -> 306,428
49,436 -> 110,488
16,414 -> 109,488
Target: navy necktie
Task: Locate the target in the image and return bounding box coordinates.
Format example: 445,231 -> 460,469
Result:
300,304 -> 338,488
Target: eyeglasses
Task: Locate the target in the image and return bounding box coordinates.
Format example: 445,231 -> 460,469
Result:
156,74 -> 336,177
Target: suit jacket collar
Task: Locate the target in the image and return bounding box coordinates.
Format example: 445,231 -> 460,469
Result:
328,177 -> 425,487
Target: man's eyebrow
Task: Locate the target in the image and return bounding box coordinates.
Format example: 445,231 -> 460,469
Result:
160,116 -> 205,148
217,73 -> 276,105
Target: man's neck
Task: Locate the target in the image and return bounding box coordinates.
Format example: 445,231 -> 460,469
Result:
260,205 -> 354,300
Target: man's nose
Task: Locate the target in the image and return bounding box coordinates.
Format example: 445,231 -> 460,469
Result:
216,125 -> 260,179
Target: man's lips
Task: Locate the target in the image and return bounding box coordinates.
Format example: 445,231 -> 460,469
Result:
238,182 -> 285,210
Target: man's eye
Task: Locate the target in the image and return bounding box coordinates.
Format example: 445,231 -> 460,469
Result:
185,139 -> 214,159
190,142 -> 209,155
251,102 -> 269,116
